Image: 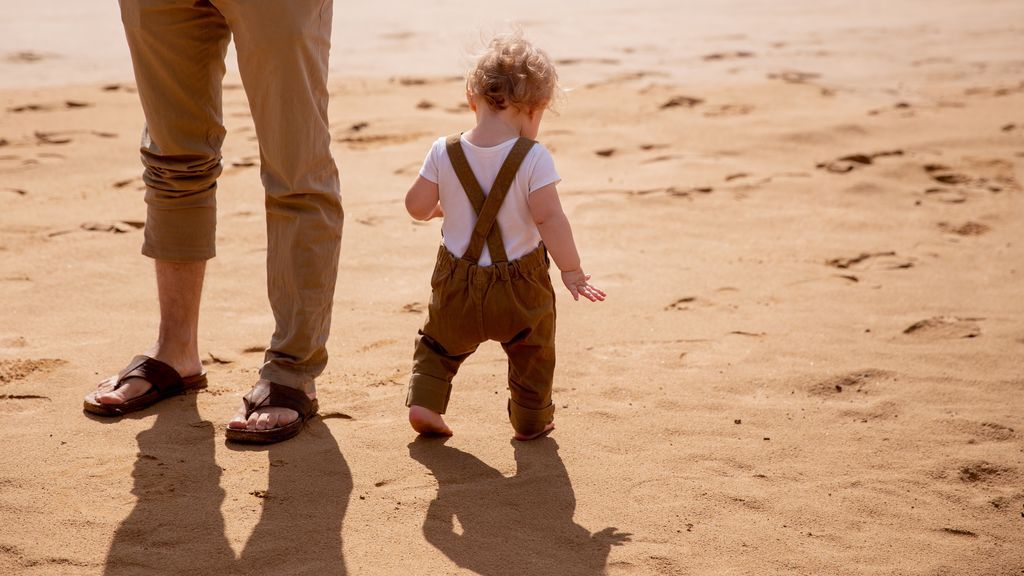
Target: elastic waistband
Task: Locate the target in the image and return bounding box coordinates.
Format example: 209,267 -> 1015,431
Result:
436,243 -> 549,283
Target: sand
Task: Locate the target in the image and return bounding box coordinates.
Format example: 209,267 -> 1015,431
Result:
1,1 -> 1023,574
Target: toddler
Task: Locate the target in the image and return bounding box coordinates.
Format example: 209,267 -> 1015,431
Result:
404,32 -> 604,440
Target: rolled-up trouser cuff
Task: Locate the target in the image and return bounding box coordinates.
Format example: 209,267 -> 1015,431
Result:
141,203 -> 217,261
260,362 -> 317,395
406,373 -> 452,414
508,398 -> 555,436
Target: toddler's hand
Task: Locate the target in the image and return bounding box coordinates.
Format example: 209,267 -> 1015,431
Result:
560,269 -> 606,302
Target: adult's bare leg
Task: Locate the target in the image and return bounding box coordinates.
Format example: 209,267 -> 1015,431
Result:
94,260 -> 206,403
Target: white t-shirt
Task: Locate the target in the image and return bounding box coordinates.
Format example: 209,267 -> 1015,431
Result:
419,135 -> 561,266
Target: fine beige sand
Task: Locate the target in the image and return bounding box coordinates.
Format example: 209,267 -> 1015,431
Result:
2,1 -> 1023,574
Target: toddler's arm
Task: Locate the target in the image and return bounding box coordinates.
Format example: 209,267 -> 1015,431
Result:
405,176 -> 443,221
527,183 -> 605,302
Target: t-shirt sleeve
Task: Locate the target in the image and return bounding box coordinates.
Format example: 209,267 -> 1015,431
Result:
527,145 -> 561,193
418,138 -> 442,183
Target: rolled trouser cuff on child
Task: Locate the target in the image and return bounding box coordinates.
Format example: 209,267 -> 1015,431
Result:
406,373 -> 452,414
508,398 -> 555,436
141,204 -> 217,261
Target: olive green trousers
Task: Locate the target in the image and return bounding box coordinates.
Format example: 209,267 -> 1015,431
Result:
407,244 -> 557,436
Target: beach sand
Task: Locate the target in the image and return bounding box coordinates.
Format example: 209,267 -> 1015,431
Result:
1,1 -> 1023,574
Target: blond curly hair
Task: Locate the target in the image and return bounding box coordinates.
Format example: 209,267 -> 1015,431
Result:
467,31 -> 559,113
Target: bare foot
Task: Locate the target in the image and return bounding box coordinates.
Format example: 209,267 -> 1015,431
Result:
513,422 -> 555,441
227,379 -> 316,431
93,349 -> 203,405
409,405 -> 453,436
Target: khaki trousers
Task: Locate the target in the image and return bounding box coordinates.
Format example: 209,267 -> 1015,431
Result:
119,0 -> 343,391
407,245 -> 557,437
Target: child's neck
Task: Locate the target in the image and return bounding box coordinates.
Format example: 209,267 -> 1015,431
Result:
464,106 -> 527,148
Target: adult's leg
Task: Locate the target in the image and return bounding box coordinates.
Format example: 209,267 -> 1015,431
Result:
95,261 -> 206,403
95,0 -> 230,403
215,0 -> 342,430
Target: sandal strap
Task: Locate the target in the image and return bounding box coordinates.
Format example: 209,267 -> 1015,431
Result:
116,355 -> 184,397
242,382 -> 313,419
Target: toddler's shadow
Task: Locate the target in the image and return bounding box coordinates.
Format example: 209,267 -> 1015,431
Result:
408,436 -> 630,576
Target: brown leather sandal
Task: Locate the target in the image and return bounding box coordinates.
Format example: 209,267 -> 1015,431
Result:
83,355 -> 208,416
225,382 -> 318,444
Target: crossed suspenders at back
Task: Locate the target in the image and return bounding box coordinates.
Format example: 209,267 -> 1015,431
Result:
445,133 -> 536,265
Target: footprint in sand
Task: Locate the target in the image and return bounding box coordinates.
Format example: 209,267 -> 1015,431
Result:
78,221 -> 145,234
825,251 -> 913,271
641,154 -> 682,164
767,70 -> 820,84
937,221 -> 990,236
816,150 -> 904,174
0,358 -> 65,384
112,177 -> 144,191
594,148 -> 616,158
34,131 -> 73,145
702,104 -> 754,117
402,302 -> 425,314
808,369 -> 893,396
867,101 -> 914,117
639,143 -> 669,151
702,51 -> 755,61
924,163 -> 971,185
664,297 -> 698,311
201,352 -> 235,366
636,186 -> 713,198
554,57 -> 621,66
358,339 -> 397,353
102,83 -> 137,93
229,156 -> 259,169
8,101 -> 92,113
964,81 -> 1024,98
355,216 -> 382,226
902,316 -> 982,339
922,159 -> 1021,199
659,95 -> 703,110
955,461 -> 1015,485
941,419 -> 1015,443
5,50 -> 56,63
333,132 -> 427,148
922,187 -> 968,204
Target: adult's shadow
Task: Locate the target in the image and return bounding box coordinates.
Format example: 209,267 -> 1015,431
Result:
408,436 -> 630,576
103,395 -> 350,575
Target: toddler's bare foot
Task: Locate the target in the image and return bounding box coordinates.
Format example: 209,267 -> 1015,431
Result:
514,422 -> 555,441
409,405 -> 453,436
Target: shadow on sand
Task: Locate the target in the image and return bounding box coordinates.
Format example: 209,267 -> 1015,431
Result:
102,394 -> 351,575
408,436 -> 630,576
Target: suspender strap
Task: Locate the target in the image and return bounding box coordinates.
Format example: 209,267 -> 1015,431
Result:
445,134 -> 536,264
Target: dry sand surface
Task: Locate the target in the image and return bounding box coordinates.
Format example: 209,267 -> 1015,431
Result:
2,1 -> 1024,574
